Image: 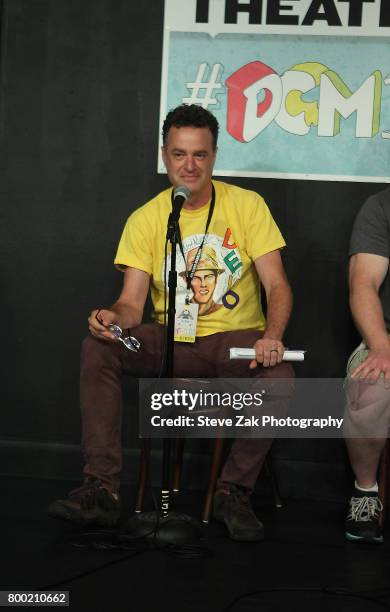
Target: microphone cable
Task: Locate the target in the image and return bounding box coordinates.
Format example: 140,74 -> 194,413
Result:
223,585 -> 390,611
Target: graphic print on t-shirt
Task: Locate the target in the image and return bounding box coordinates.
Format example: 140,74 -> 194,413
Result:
163,230 -> 243,316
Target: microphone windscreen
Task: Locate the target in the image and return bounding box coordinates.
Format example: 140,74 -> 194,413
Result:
173,185 -> 191,202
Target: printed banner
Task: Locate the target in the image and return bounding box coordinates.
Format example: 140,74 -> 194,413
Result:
159,0 -> 390,182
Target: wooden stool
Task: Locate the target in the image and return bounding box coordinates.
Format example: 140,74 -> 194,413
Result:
135,437 -> 281,523
135,437 -> 224,523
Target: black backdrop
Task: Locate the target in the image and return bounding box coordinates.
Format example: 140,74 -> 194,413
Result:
0,0 -> 385,498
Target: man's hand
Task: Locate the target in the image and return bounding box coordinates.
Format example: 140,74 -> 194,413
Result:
249,337 -> 285,369
351,347 -> 390,382
88,309 -> 118,342
252,250 -> 291,370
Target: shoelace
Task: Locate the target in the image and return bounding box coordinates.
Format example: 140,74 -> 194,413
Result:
69,479 -> 114,510
348,495 -> 383,522
227,489 -> 254,515
232,491 -> 249,506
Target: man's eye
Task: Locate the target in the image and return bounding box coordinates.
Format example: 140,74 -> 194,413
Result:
195,153 -> 206,159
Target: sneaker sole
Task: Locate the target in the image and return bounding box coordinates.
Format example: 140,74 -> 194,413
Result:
48,505 -> 119,527
213,513 -> 264,542
345,531 -> 383,544
226,528 -> 264,542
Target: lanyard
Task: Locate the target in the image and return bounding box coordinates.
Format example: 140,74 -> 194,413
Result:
171,183 -> 216,292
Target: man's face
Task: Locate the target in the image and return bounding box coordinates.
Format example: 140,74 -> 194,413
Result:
191,270 -> 217,304
161,126 -> 217,204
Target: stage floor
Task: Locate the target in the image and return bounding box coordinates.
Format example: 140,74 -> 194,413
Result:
1,475 -> 390,612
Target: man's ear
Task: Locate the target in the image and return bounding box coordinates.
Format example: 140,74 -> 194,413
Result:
161,146 -> 167,167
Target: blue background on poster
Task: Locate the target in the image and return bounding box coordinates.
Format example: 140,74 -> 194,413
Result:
164,33 -> 390,179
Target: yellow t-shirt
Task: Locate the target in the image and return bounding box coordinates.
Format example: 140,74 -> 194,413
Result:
114,180 -> 286,336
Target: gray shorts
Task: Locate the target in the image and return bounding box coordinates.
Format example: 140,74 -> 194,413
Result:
346,342 -> 369,379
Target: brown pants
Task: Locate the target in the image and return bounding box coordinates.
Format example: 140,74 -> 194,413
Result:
80,324 -> 294,494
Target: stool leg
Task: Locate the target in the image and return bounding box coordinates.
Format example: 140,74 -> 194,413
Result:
202,438 -> 224,524
135,438 -> 151,513
378,439 -> 388,526
173,439 -> 185,493
265,456 -> 282,509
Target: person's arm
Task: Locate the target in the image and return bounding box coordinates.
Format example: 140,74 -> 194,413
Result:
349,252 -> 390,381
250,250 -> 293,369
88,267 -> 150,342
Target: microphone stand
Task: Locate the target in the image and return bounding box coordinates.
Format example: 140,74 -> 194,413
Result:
126,207 -> 202,544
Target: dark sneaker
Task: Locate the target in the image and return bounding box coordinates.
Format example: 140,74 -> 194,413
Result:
48,479 -> 120,527
213,485 -> 264,542
345,488 -> 383,543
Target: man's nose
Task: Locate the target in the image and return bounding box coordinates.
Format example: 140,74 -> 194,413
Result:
184,155 -> 195,171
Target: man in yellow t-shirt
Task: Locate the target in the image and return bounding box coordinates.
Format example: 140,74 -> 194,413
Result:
49,104 -> 294,542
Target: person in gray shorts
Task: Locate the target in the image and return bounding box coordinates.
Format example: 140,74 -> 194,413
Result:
344,187 -> 390,543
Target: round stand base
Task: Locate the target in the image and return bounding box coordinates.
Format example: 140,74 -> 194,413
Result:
125,511 -> 203,545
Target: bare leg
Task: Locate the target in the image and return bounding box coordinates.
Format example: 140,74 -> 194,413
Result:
345,437 -> 386,488
344,379 -> 390,487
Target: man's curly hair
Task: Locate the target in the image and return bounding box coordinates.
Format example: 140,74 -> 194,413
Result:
162,104 -> 219,150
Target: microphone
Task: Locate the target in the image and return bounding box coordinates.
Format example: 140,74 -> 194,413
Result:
171,185 -> 191,222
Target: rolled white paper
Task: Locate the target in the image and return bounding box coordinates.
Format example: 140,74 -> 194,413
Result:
229,348 -> 305,362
